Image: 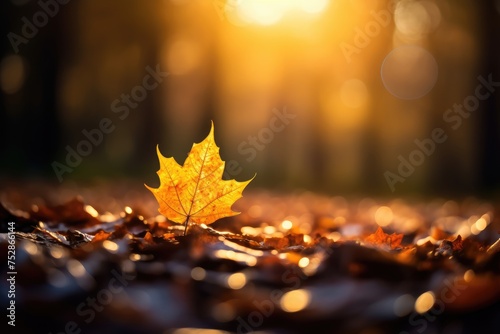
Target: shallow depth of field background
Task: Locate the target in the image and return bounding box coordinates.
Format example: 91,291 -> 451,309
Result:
1,0 -> 499,197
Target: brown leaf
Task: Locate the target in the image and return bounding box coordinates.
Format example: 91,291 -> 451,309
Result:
264,236 -> 289,249
29,198 -> 100,228
92,230 -> 111,243
0,202 -> 36,232
452,235 -> 463,252
364,227 -> 403,249
144,231 -> 155,244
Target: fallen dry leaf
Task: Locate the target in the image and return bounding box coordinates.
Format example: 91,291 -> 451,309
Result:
91,230 -> 111,243
364,226 -> 404,249
452,234 -> 464,252
146,122 -> 254,234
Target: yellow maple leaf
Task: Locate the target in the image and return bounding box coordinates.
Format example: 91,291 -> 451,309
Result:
146,122 -> 254,235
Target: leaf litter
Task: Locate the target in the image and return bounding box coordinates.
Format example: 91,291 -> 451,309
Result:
1,189 -> 499,333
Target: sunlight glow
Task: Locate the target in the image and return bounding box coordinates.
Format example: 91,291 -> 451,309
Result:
166,39 -> 203,75
232,0 -> 330,26
340,79 -> 368,109
237,0 -> 284,26
297,0 -> 329,14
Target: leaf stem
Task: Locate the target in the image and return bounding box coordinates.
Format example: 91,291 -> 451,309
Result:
183,216 -> 190,236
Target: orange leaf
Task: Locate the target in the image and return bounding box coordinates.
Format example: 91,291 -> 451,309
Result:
92,230 -> 111,243
144,231 -> 154,244
146,122 -> 254,235
452,235 -> 463,252
364,226 -> 403,249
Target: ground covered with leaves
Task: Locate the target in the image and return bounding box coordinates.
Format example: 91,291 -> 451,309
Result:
1,181 -> 499,334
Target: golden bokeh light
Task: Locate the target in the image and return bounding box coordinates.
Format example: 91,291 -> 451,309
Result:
102,240 -> 119,253
475,218 -> 488,231
327,231 -> 341,242
374,206 -> 393,227
49,246 -> 66,259
298,257 -> 310,268
23,241 -> 39,256
394,0 -> 441,40
67,259 -> 87,278
221,239 -> 264,257
263,225 -> 277,234
280,289 -> 311,312
395,1 -> 431,39
463,269 -> 475,283
215,249 -> 258,266
471,217 -> 489,235
281,220 -> 293,230
381,45 -> 438,99
415,291 -> 435,314
129,254 -> 142,261
241,226 -> 260,236
84,205 -> 99,218
227,272 -> 247,289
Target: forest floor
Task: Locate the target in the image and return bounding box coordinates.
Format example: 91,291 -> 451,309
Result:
1,180 -> 499,334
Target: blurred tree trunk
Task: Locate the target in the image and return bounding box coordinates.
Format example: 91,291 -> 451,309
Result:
0,0 -> 63,178
477,0 -> 500,196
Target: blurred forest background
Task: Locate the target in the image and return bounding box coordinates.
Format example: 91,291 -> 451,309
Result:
0,0 -> 499,197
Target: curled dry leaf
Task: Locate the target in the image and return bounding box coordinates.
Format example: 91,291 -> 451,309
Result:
364,226 -> 404,249
452,234 -> 464,252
